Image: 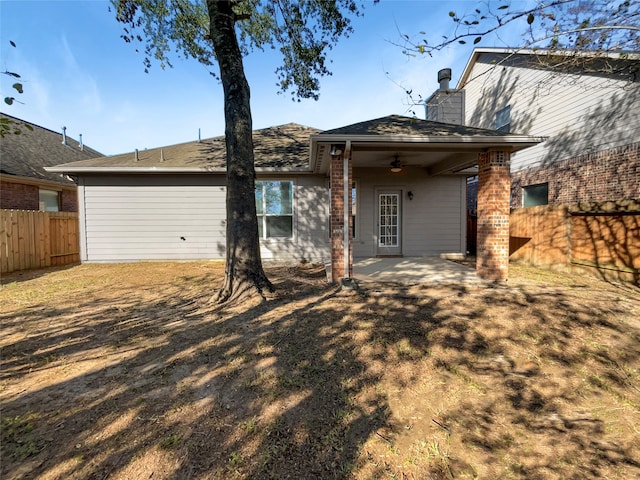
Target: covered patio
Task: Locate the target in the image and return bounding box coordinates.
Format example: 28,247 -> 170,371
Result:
352,256 -> 481,285
310,115 -> 544,285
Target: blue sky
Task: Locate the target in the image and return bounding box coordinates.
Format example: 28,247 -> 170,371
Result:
1,0 -> 530,155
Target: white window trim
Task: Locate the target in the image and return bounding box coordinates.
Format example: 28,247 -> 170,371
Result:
255,179 -> 296,240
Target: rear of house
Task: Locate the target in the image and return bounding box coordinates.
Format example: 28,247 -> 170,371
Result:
50,116 -> 541,282
60,124 -> 329,264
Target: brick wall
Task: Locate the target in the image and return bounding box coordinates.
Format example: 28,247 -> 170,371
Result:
60,188 -> 78,212
330,152 -> 352,283
0,181 -> 39,210
511,142 -> 640,207
0,180 -> 78,212
477,150 -> 511,281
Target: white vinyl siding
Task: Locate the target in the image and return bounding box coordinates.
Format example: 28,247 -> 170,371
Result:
82,175 -> 226,261
78,174 -> 330,263
353,167 -> 466,258
258,176 -> 330,262
462,52 -> 640,172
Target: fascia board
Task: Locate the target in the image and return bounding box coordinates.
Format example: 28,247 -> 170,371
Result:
0,173 -> 76,190
311,133 -> 544,147
44,166 -> 314,174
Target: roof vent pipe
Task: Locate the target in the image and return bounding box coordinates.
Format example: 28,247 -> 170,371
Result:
79,133 -> 83,151
61,126 -> 67,145
135,149 -> 139,162
198,128 -> 201,143
438,68 -> 452,90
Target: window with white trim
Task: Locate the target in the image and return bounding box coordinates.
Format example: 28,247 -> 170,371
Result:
255,180 -> 293,238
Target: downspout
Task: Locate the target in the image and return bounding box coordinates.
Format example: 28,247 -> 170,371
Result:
343,140 -> 352,278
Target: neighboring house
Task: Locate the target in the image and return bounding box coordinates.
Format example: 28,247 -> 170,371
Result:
456,48 -> 639,208
0,113 -> 103,211
48,115 -> 541,282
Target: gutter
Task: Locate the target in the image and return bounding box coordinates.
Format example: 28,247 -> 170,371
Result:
0,173 -> 76,189
311,133 -> 544,146
44,166 -> 316,175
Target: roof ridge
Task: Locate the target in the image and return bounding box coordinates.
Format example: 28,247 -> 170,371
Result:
0,111 -> 103,157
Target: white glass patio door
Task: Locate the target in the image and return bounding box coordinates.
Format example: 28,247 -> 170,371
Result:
376,191 -> 402,256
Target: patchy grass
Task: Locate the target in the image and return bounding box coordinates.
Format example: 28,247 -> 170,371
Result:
1,261 -> 639,479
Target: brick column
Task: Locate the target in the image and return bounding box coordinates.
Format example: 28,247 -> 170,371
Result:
477,150 -> 511,281
330,152 -> 352,283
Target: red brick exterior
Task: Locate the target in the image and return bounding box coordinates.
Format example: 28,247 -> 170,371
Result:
477,150 -> 511,281
60,188 -> 78,212
0,181 -> 39,210
511,142 -> 640,207
330,152 -> 352,283
0,179 -> 77,212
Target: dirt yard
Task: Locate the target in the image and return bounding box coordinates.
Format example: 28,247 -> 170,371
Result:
1,261 -> 639,479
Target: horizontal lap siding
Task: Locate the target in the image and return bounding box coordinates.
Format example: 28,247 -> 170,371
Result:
463,52 -> 640,172
353,168 -> 465,257
259,177 -> 330,262
83,177 -> 226,261
403,176 -> 465,255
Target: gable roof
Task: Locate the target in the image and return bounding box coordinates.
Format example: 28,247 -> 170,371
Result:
50,115 -> 544,177
457,47 -> 640,88
310,115 -> 544,174
48,123 -> 320,174
319,114 -> 512,137
1,113 -> 103,185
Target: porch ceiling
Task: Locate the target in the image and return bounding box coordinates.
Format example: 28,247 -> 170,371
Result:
349,143 -> 481,175
312,139 -> 535,175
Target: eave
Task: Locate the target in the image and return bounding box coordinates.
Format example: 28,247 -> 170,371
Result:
44,166 -> 315,175
0,173 -> 77,190
310,133 -> 545,175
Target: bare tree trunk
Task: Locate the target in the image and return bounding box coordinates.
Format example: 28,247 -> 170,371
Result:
207,0 -> 273,303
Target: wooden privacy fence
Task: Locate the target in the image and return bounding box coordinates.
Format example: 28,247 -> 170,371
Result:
0,210 -> 80,274
509,200 -> 640,284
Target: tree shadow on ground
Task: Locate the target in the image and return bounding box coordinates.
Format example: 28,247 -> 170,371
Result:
1,263 -> 639,479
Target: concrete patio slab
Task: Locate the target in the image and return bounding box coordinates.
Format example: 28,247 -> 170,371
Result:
352,256 -> 482,285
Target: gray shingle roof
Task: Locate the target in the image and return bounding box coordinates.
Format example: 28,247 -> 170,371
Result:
53,123 -> 320,170
319,115 -> 511,137
0,112 -> 103,184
